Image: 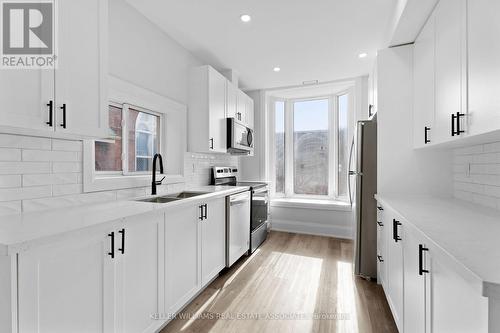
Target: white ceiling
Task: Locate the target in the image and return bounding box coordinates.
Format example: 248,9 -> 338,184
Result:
125,0 -> 398,91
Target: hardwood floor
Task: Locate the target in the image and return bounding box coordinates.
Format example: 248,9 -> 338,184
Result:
160,231 -> 398,333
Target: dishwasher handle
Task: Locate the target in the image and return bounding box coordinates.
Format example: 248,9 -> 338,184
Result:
230,192 -> 250,206
230,198 -> 249,206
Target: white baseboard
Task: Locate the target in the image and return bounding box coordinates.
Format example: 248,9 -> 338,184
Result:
270,219 -> 353,240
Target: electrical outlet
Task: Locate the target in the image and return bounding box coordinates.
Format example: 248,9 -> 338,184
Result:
465,163 -> 471,178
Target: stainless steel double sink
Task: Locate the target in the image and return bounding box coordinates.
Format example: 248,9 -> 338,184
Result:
136,191 -> 209,204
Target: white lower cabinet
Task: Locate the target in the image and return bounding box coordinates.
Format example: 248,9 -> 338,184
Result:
385,212 -> 404,331
378,199 -> 490,333
403,227 -> 428,333
201,198 -> 226,286
116,212 -> 164,333
165,197 -> 227,315
17,225 -> 118,333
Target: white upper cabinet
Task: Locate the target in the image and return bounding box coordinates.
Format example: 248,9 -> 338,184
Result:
55,0 -> 108,137
188,65 -> 255,153
467,0 -> 500,136
0,0 -> 108,138
188,66 -> 227,153
413,13 -> 435,148
433,0 -> 467,143
413,0 -> 500,147
226,81 -> 238,119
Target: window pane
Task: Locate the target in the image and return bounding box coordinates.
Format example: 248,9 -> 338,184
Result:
338,94 -> 349,197
275,101 -> 285,194
95,105 -> 122,172
293,99 -> 329,195
128,108 -> 160,172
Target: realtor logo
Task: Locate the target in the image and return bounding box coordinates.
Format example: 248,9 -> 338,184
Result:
1,1 -> 57,68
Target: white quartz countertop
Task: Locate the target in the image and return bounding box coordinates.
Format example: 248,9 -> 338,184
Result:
0,186 -> 249,256
375,194 -> 500,298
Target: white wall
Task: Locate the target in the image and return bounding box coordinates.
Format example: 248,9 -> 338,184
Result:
109,0 -> 201,104
377,45 -> 453,197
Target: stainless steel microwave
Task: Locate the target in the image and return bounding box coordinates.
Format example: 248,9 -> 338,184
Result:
227,118 -> 254,155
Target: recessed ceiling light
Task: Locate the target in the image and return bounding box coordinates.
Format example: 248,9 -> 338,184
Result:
240,14 -> 251,23
273,67 -> 281,72
358,52 -> 368,58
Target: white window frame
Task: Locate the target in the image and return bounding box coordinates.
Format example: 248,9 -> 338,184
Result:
83,76 -> 186,193
268,92 -> 351,201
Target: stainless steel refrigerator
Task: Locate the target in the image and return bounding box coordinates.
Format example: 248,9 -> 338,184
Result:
348,115 -> 377,280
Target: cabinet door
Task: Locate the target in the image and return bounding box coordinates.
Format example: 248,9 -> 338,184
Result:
403,228 -> 426,333
385,215 -> 404,331
201,198 -> 226,286
18,228 -> 116,333
376,205 -> 386,285
55,0 -> 107,137
0,69 -> 53,131
467,0 -> 500,136
236,90 -> 247,124
208,68 -> 227,152
116,212 -> 164,333
413,13 -> 435,148
429,253 -> 488,333
165,204 -> 201,314
434,0 -> 467,143
245,94 -> 254,129
226,81 -> 238,119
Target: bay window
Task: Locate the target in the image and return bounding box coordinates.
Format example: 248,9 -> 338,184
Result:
269,92 -> 352,200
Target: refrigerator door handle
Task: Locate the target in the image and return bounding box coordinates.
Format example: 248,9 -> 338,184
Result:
348,136 -> 355,206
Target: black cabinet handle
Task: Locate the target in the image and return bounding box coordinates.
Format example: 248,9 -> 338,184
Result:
199,205 -> 204,220
377,255 -> 384,263
203,204 -> 208,220
424,126 -> 431,144
118,228 -> 125,254
108,232 -> 115,258
419,244 -> 429,275
377,206 -> 383,211
393,219 -> 402,242
209,138 -> 214,150
46,100 -> 53,126
452,112 -> 465,136
60,103 -> 66,128
377,221 -> 384,227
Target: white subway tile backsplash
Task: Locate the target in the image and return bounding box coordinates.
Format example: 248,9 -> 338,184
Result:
52,184 -> 83,196
52,139 -> 82,152
0,175 -> 21,188
0,134 -> 51,150
453,141 -> 500,210
23,173 -> 78,186
0,134 -> 240,215
0,186 -> 52,202
0,148 -> 21,161
0,161 -> 51,174
52,162 -> 82,173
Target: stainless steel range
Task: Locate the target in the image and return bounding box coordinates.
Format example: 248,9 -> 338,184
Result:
211,167 -> 270,253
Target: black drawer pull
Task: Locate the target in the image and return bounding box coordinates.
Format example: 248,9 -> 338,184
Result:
377,255 -> 384,263
377,221 -> 384,227
108,232 -> 115,258
419,244 -> 429,275
393,219 -> 402,242
199,205 -> 204,220
377,206 -> 383,211
203,204 -> 208,220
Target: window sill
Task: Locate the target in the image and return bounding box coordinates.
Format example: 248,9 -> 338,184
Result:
270,198 -> 351,211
